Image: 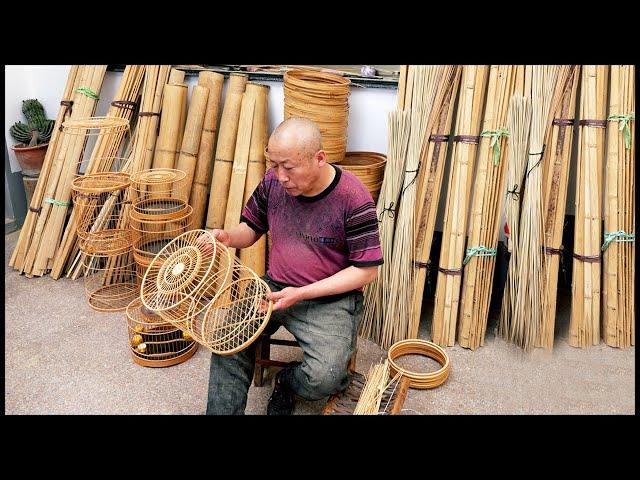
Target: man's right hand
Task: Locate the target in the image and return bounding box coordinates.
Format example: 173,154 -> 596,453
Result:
196,229 -> 231,255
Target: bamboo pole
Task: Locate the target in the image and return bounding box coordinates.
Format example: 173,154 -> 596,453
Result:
169,68 -> 188,166
152,80 -> 185,170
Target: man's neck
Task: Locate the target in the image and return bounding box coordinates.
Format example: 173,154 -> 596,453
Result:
304,164 -> 336,197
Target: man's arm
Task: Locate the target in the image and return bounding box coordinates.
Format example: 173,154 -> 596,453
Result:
198,222 -> 261,254
266,265 -> 378,311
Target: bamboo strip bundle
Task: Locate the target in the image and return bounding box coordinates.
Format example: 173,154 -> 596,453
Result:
457,65 -> 521,350
570,65 -> 609,348
10,66 -> 81,273
173,84 -> 209,196
539,66 -> 581,350
432,65 -> 489,347
190,71 -> 225,230
603,64 -> 634,348
411,66 -> 462,329
360,110 -> 411,345
223,88 -> 257,260
397,66 -> 409,110
497,96 -> 532,344
20,66 -> 108,277
152,74 -> 187,170
353,360 -> 395,415
384,66 -> 457,347
239,83 -> 270,275
205,73 -> 248,230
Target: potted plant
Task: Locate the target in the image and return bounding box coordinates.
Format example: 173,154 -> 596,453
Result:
9,99 -> 54,176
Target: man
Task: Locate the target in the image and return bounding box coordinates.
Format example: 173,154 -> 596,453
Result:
201,117 -> 383,415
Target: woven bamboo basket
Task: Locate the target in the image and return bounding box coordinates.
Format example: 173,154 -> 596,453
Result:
130,168 -> 189,218
140,230 -> 273,355
335,151 -> 387,202
83,249 -> 139,312
125,297 -> 198,368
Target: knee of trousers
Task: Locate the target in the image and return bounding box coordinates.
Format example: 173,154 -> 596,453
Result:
301,359 -> 350,398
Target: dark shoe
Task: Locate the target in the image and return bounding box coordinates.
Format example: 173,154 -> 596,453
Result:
267,368 -> 295,415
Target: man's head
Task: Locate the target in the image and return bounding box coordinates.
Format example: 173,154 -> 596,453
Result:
265,117 -> 328,196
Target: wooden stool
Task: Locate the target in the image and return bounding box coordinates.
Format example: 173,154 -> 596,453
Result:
253,329 -> 357,387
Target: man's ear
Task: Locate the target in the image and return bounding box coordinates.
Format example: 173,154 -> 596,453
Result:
316,149 -> 328,166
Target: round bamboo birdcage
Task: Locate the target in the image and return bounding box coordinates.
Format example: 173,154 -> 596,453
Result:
140,230 -> 273,355
335,152 -> 387,202
130,168 -> 189,219
126,297 -> 198,367
71,172 -> 133,255
83,249 -> 139,312
283,70 -> 350,163
387,339 -> 450,389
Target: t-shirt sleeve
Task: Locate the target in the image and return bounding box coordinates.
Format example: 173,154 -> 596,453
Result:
240,177 -> 269,234
345,200 -> 384,267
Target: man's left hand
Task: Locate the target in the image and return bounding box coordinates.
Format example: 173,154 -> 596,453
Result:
266,287 -> 304,311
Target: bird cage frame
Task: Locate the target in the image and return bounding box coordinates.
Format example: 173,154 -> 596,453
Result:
83,248 -> 139,312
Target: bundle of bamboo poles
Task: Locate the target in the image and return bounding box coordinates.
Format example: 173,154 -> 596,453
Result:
411,66 -> 462,331
190,71 -> 225,230
14,65 -> 108,277
360,110 -> 411,345
539,66 -> 581,350
353,360 -> 398,415
570,65 -> 609,348
602,64 -> 634,348
205,73 -> 248,230
432,65 -> 489,347
152,68 -> 188,170
385,65 -> 458,347
457,65 -> 522,350
51,65 -> 146,279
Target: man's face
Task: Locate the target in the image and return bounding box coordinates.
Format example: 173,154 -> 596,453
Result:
265,143 -> 321,196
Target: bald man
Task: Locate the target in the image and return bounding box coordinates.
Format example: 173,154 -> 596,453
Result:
203,117 -> 383,415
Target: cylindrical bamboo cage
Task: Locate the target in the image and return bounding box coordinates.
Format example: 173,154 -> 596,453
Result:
130,168 -> 189,215
125,297 -> 198,368
140,230 -> 273,355
83,249 -> 138,312
334,152 -> 387,202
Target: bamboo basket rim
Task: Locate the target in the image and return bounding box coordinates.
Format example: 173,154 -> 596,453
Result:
387,339 -> 450,389
62,116 -> 130,135
71,172 -> 131,194
284,69 -> 351,88
130,168 -> 187,186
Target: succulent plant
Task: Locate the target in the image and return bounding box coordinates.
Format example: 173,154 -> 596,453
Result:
9,99 -> 55,147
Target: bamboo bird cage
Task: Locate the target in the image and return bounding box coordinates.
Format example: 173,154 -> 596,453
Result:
83,249 -> 138,312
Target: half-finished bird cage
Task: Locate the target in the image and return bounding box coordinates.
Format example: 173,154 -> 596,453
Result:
83,249 -> 139,312
125,297 -> 198,367
140,230 -> 273,355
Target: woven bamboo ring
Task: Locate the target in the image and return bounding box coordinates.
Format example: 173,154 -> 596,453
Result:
62,116 -> 130,136
387,339 -> 451,389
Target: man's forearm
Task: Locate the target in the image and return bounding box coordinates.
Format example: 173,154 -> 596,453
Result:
216,223 -> 260,249
297,265 -> 378,301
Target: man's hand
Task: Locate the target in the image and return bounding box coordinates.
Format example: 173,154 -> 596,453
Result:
266,287 -> 304,311
196,229 -> 230,255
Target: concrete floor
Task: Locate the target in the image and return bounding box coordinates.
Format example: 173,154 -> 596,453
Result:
5,229 -> 635,415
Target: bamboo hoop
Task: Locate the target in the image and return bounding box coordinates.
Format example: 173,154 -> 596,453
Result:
387,339 -> 450,389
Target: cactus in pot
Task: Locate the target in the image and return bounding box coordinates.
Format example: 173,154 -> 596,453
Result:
9,99 -> 55,147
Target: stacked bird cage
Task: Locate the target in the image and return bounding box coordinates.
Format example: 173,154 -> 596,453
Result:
68,116 -> 138,312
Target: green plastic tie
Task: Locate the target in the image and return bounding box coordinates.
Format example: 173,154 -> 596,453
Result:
75,87 -> 99,100
481,128 -> 509,166
601,230 -> 635,251
607,112 -> 635,150
463,246 -> 497,265
44,197 -> 71,207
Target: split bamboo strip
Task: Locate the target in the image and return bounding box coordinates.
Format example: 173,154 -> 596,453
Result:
540,66 -> 581,350
353,360 -> 392,415
458,65 -> 521,350
239,83 -> 269,275
603,64 -> 634,348
360,110 -> 411,345
173,84 -> 209,196
152,80 -> 186,170
205,73 -> 248,230
21,66 -> 107,277
385,65 -> 457,348
397,66 -> 409,110
570,65 -> 609,348
10,65 -> 81,272
432,65 -> 489,347
190,71 -> 225,230
411,66 -> 462,329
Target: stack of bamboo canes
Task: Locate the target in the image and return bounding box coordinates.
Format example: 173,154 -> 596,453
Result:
457,65 -> 521,350
570,65 -> 609,348
353,360 -> 396,415
602,64 -> 635,348
432,65 -> 489,347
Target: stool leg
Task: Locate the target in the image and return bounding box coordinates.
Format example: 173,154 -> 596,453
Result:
348,349 -> 357,373
253,340 -> 265,387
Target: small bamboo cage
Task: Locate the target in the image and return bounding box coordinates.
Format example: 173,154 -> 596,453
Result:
335,151 -> 387,202
83,249 -> 138,312
125,297 -> 198,368
140,230 -> 273,355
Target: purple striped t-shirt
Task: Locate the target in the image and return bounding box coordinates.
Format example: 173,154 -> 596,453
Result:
241,164 -> 383,287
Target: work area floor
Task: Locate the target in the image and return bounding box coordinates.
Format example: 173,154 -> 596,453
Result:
5,230 -> 635,415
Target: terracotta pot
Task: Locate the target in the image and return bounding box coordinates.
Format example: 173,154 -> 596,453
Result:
11,143 -> 48,175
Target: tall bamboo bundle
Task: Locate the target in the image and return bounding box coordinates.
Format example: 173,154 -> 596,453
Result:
51,65 -> 146,279
152,79 -> 186,170
205,73 -> 248,230
173,84 -> 209,196
223,88 -> 257,260
360,110 -> 411,345
411,66 -> 462,329
20,66 -> 108,277
603,64 -> 634,348
457,65 -> 521,350
190,71 -> 225,230
169,68 -> 188,166
384,66 -> 457,347
353,360 -> 396,415
397,66 -> 409,110
10,66 -> 81,273
497,96 -> 532,345
539,66 -> 581,350
570,65 -> 609,348
432,65 -> 489,347
239,83 -> 269,275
